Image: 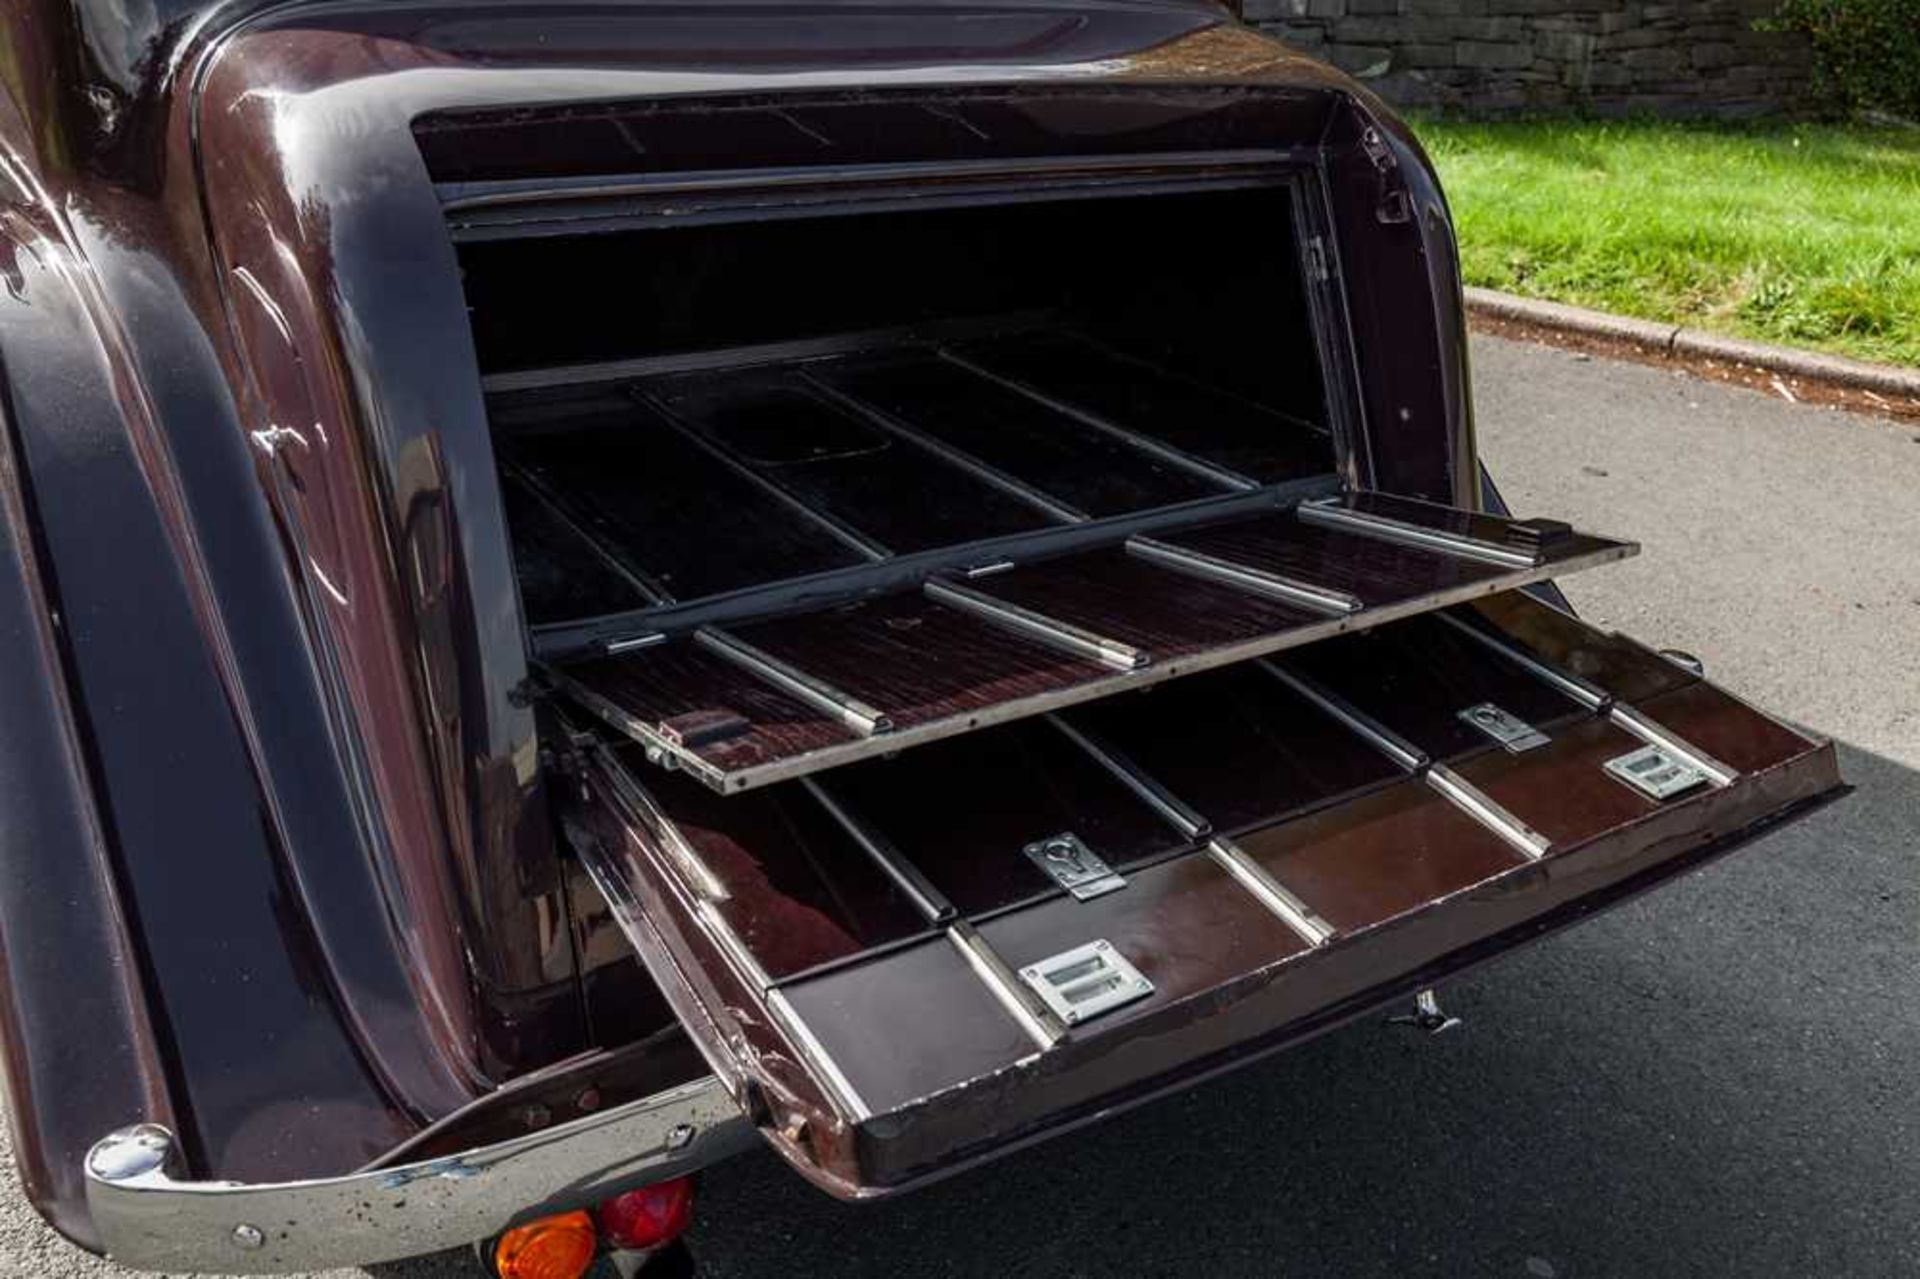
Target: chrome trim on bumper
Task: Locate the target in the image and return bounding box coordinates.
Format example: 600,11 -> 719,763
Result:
84,1074 -> 751,1274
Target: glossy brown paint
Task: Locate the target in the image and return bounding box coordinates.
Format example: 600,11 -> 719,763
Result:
0,0 -> 1625,1252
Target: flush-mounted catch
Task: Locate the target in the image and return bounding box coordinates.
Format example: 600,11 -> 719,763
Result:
1604,743 -> 1708,800
1024,832 -> 1126,901
1019,940 -> 1153,1027
1458,702 -> 1549,753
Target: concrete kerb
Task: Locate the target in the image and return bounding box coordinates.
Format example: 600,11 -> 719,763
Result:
1464,287 -> 1920,401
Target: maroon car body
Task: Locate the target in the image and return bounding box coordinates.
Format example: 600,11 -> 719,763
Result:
0,0 -> 1841,1271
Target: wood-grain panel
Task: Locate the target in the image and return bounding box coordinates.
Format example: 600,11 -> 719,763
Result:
811,353 -> 1224,516
624,756 -> 931,979
1448,717 -> 1658,847
1465,592 -> 1698,704
776,936 -> 1038,1115
1234,777 -> 1526,934
1279,612 -> 1588,761
1632,681 -> 1816,777
562,642 -> 857,775
953,331 -> 1333,483
816,720 -> 1191,916
499,474 -> 650,624
652,370 -> 1054,552
1335,491 -> 1625,565
724,593 -> 1109,731
1156,513 -> 1508,605
1061,665 -> 1404,834
499,396 -> 865,600
976,853 -> 1311,1023
958,547 -> 1321,659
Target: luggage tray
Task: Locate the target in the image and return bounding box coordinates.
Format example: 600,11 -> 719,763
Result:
554,492 -> 1635,792
557,591 -> 1842,1197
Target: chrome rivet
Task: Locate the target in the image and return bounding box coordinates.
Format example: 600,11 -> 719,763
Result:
520,1104 -> 552,1131
232,1224 -> 265,1250
666,1123 -> 696,1150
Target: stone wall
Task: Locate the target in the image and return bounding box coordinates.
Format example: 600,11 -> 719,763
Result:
1243,0 -> 1813,116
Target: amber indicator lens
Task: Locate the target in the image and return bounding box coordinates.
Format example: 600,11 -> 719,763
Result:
596,1176 -> 695,1251
492,1210 -> 598,1279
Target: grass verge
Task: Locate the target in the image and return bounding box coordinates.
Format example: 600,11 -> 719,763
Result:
1413,118 -> 1920,367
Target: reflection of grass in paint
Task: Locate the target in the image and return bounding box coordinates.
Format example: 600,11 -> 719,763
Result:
1414,117 -> 1920,366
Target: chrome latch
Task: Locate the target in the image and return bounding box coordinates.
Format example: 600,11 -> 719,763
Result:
1388,988 -> 1462,1036
1024,832 -> 1126,901
1019,940 -> 1153,1026
1604,744 -> 1708,799
1458,702 -> 1549,753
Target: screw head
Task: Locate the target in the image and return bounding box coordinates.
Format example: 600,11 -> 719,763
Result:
87,1126 -> 173,1182
667,1123 -> 697,1151
520,1104 -> 553,1131
232,1224 -> 266,1250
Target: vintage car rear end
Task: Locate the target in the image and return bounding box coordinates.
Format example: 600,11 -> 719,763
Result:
0,0 -> 1843,1272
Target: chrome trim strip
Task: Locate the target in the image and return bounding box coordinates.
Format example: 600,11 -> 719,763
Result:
83,1078 -> 751,1274
1426,766 -> 1552,860
923,577 -> 1150,670
1297,497 -> 1542,568
1432,611 -> 1610,710
1127,535 -> 1362,615
801,778 -> 955,923
947,923 -> 1065,1050
695,627 -> 894,736
1607,704 -> 1738,788
766,988 -> 874,1121
935,348 -> 1261,493
799,372 -> 1089,525
1046,715 -> 1210,839
581,541 -> 1633,794
1255,660 -> 1428,773
1207,839 -> 1334,947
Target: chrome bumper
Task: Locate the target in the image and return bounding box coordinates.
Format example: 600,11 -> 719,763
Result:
84,1075 -> 752,1274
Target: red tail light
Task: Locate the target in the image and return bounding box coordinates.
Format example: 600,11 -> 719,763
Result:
596,1176 -> 695,1251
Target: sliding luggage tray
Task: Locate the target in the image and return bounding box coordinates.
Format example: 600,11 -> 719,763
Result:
555,491 -> 1635,792
558,591 -> 1843,1197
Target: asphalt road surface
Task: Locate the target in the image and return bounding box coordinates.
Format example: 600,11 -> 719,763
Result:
4,333 -> 1916,1278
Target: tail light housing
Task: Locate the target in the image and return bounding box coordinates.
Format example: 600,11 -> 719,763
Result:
597,1176 -> 696,1251
492,1210 -> 598,1279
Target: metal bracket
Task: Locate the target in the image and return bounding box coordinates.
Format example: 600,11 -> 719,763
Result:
1024,832 -> 1127,901
1388,988 -> 1462,1036
1458,702 -> 1549,753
